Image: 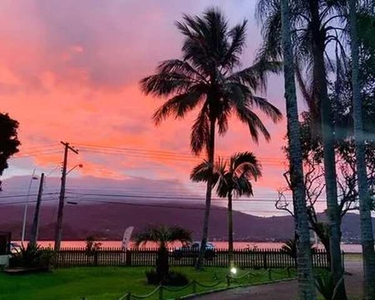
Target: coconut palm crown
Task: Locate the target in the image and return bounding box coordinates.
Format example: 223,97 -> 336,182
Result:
191,151 -> 261,197
140,7 -> 282,155
135,225 -> 192,249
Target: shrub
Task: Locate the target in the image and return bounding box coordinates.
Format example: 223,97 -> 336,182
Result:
145,269 -> 189,286
9,244 -> 54,270
315,274 -> 343,300
85,236 -> 102,255
166,271 -> 189,286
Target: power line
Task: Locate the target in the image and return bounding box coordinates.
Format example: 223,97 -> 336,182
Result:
0,193 -> 58,199
65,191 -> 323,203
76,144 -> 285,163
12,150 -> 61,159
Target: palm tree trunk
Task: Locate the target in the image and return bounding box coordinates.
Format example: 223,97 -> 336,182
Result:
228,192 -> 234,266
196,116 -> 215,270
308,1 -> 347,298
280,0 -> 316,299
349,1 -> 375,298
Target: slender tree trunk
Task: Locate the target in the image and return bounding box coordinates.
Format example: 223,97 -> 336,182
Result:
308,1 -> 347,298
280,1 -> 316,299
196,116 -> 215,270
349,1 -> 375,298
307,212 -> 331,264
228,192 -> 234,266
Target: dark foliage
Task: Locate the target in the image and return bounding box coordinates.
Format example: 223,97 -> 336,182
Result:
315,274 -> 344,300
0,113 -> 20,191
9,244 -> 54,270
135,225 -> 192,282
145,269 -> 189,286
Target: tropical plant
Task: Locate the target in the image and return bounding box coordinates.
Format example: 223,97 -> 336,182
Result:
257,0 -> 349,297
0,113 -> 20,191
135,225 -> 191,284
281,238 -> 317,259
315,274 -> 344,300
140,7 -> 282,269
278,0 -> 317,298
281,239 -> 298,259
9,244 -> 54,270
85,235 -> 102,256
191,151 -> 261,267
348,0 -> 375,297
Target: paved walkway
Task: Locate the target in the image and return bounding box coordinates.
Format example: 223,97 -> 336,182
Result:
193,260 -> 363,300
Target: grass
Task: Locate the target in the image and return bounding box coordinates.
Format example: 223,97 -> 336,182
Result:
0,266 -> 294,300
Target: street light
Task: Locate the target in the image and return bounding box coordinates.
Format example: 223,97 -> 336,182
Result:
21,170 -> 38,244
66,164 -> 83,175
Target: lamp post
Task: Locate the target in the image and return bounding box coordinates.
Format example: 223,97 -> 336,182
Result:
21,170 -> 38,244
66,164 -> 83,176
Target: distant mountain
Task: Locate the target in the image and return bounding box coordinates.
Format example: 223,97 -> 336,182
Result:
0,201 -> 372,242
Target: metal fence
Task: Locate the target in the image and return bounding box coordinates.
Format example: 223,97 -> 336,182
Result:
55,248 -> 329,269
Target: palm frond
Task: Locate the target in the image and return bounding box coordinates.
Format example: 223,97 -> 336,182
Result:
157,59 -> 207,83
190,104 -> 210,155
235,104 -> 271,142
152,86 -> 205,125
222,20 -> 247,69
229,60 -> 282,92
140,72 -> 195,97
256,0 -> 283,62
190,159 -> 220,187
190,160 -> 211,182
230,152 -> 262,180
135,225 -> 192,248
233,175 -> 254,197
167,226 -> 192,244
250,96 -> 283,122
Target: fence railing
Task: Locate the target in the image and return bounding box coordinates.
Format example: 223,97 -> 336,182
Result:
115,268 -> 293,300
55,248 -> 329,269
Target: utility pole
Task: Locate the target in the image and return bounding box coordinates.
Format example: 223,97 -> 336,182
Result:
29,173 -> 44,247
54,142 -> 78,251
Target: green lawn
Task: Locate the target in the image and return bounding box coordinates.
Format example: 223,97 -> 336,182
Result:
0,267 -> 294,300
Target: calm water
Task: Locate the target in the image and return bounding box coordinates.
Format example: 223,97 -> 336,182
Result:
17,241 -> 363,253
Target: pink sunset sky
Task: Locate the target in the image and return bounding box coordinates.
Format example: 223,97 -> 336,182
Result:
0,0 -> 311,215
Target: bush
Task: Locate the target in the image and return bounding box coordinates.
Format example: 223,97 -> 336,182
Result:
9,244 -> 54,270
167,271 -> 189,286
85,235 -> 102,256
145,269 -> 189,286
315,274 -> 343,300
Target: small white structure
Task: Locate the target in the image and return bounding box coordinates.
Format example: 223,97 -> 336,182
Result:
0,255 -> 9,268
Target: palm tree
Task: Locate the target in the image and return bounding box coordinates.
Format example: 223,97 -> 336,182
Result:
135,225 -> 191,282
349,0 -> 375,298
191,152 -> 261,266
140,7 -> 282,269
279,0 -> 316,298
256,1 -> 348,297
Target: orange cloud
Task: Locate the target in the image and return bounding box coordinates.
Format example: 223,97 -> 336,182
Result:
1,0 -> 292,214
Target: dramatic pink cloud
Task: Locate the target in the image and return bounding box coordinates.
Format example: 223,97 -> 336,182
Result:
0,0 -> 294,215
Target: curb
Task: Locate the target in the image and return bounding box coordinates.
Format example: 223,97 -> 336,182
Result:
177,277 -> 297,300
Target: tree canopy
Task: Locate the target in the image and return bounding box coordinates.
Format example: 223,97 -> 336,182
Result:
0,113 -> 20,190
